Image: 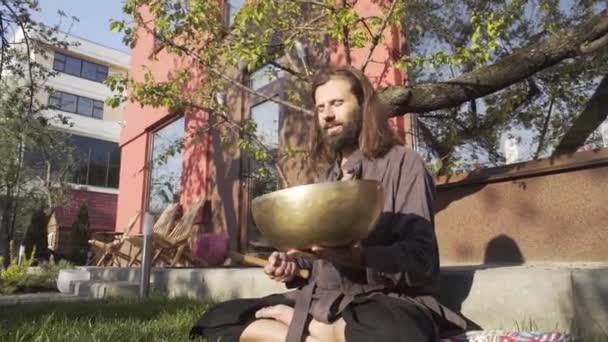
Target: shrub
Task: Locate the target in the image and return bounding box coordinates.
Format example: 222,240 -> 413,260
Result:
0,241 -> 35,294
0,241 -> 74,294
67,205 -> 90,265
24,207 -> 50,260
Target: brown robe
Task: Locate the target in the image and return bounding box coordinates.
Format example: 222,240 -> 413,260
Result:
189,145 -> 469,342
283,145 -> 464,342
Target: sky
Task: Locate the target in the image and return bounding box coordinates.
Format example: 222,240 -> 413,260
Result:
33,0 -> 130,53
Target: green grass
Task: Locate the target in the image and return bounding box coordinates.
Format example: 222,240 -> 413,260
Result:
0,297 -> 211,342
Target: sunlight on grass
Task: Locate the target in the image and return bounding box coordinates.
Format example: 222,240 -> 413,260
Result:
0,297 -> 211,342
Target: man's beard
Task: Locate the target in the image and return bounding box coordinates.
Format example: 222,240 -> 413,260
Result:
323,119 -> 361,153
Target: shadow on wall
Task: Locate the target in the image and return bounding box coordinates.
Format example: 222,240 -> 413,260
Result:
438,234 -> 525,330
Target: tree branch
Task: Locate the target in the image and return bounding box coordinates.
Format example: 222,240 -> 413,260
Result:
2,0 -> 35,114
416,118 -> 451,159
1,14 -> 5,80
552,74 -> 608,155
361,0 -> 398,72
139,21 -> 315,116
341,0 -> 352,65
380,11 -> 608,117
291,0 -> 336,11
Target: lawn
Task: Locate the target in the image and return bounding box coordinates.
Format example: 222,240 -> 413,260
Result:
0,297 -> 210,342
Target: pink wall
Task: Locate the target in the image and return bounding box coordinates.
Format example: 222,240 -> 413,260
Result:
329,0 -> 409,141
116,7 -> 211,233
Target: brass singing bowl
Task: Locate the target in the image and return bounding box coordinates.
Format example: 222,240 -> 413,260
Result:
251,180 -> 384,250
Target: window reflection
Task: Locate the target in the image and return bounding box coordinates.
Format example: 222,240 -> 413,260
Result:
148,116 -> 185,214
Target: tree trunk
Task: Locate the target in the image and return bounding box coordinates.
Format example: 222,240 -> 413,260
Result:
1,188 -> 12,267
552,75 -> 608,155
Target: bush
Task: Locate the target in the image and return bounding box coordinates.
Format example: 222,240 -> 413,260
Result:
67,205 -> 90,265
24,207 -> 49,260
0,241 -> 74,295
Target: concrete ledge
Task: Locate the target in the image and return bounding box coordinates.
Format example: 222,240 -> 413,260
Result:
0,292 -> 96,306
72,280 -> 140,298
83,266 -> 286,300
81,264 -> 608,336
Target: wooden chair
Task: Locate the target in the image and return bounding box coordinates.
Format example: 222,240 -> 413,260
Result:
124,203 -> 182,266
151,198 -> 207,267
88,212 -> 141,266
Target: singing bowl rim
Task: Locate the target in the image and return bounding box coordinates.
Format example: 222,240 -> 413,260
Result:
251,179 -> 383,210
250,180 -> 384,249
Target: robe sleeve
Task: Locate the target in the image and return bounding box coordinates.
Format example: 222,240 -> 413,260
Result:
361,152 -> 439,286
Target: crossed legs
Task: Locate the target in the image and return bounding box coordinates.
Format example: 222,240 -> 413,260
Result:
239,304 -> 346,342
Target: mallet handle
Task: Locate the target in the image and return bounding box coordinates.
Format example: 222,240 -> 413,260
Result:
229,251 -> 310,279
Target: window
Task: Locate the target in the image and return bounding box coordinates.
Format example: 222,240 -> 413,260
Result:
70,135 -> 121,189
225,0 -> 245,27
53,51 -> 109,83
246,101 -> 281,248
250,64 -> 283,90
248,101 -> 280,197
250,101 -> 280,149
148,116 -> 185,214
49,91 -> 104,119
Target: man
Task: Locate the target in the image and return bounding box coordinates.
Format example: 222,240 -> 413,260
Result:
190,65 -> 468,341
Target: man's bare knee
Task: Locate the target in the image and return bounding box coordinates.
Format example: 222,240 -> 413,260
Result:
332,318 -> 346,342
307,317 -> 346,342
240,319 -> 288,342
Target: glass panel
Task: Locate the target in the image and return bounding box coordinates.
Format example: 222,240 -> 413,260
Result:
64,55 -> 82,76
97,66 -> 109,82
88,144 -> 110,187
227,0 -> 245,26
60,93 -> 77,113
81,61 -> 98,81
251,64 -> 282,90
250,101 -> 280,149
92,101 -> 104,119
148,116 -> 185,214
54,52 -> 66,63
53,60 -> 65,72
69,135 -> 120,188
70,135 -> 92,185
247,101 -> 280,249
108,147 -> 121,188
77,97 -> 94,116
48,95 -> 60,108
53,52 -> 66,71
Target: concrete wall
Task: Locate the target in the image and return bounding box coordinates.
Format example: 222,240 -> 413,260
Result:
435,148 -> 608,265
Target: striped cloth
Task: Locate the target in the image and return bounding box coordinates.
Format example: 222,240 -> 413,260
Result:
442,330 -> 575,342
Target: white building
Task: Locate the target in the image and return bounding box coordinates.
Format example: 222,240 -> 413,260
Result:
13,27 -> 130,254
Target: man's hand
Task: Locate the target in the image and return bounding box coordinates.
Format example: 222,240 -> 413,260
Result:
264,251 -> 300,283
288,245 -> 364,269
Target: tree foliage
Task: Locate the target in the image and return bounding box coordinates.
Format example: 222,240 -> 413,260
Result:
24,206 -> 48,260
108,0 -> 608,178
67,204 -> 89,265
1,0 -> 78,265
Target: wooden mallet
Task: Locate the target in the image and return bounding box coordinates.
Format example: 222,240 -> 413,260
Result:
194,233 -> 310,279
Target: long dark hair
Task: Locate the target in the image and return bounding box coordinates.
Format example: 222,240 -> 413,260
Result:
308,65 -> 402,170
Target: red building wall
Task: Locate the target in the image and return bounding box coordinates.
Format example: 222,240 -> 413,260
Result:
55,189 -> 118,232
115,7 -> 211,233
